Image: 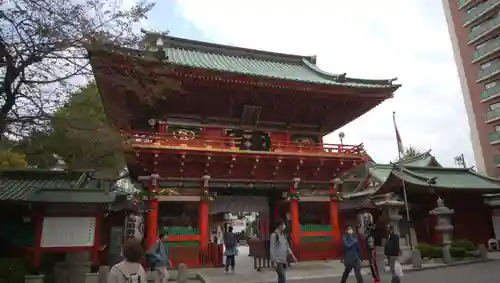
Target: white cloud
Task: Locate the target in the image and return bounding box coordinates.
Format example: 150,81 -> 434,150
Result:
174,0 -> 473,167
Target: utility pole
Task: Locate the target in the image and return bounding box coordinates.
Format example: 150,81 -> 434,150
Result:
454,153 -> 467,168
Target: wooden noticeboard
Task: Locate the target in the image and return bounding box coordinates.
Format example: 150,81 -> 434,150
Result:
40,217 -> 96,248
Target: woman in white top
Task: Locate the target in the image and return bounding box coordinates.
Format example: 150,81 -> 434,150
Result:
108,239 -> 146,283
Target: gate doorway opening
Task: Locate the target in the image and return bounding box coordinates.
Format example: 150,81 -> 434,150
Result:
209,193 -> 273,272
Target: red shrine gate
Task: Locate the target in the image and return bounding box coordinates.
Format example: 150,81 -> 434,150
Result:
88,30 -> 400,267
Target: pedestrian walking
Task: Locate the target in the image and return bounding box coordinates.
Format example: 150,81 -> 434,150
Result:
108,238 -> 146,283
365,223 -> 380,283
384,224 -> 401,283
340,226 -> 364,283
224,226 -> 238,273
270,220 -> 298,283
146,232 -> 172,283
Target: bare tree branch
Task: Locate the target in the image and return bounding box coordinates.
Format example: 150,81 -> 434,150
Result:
0,0 -> 154,139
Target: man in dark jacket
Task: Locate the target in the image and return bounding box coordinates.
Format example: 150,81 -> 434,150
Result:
340,226 -> 363,283
384,224 -> 401,283
223,226 -> 237,273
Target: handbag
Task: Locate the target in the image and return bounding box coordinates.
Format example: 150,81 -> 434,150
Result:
394,260 -> 404,277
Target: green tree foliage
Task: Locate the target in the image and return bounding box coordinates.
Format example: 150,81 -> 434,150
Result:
17,83 -> 124,176
0,151 -> 28,169
0,0 -> 154,138
396,146 -> 423,162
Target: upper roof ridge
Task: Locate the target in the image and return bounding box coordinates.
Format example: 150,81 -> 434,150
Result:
141,30 -> 317,65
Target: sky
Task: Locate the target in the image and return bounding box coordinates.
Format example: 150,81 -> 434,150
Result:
122,0 -> 474,167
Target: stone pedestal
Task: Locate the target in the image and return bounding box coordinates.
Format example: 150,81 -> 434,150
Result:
84,273 -> 99,283
97,266 -> 109,283
25,275 -> 45,283
54,261 -> 69,283
177,263 -> 188,283
66,251 -> 92,283
442,245 -> 453,264
411,249 -> 422,268
478,244 -> 489,260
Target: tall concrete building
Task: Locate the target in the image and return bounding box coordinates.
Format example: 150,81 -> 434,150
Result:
442,0 -> 500,176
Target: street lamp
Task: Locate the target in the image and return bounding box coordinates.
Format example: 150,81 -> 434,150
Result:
338,132 -> 345,146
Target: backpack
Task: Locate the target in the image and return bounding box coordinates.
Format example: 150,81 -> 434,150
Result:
272,232 -> 280,244
146,242 -> 162,269
113,262 -> 142,283
225,232 -> 236,248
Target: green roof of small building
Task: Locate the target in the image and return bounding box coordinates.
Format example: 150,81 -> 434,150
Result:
344,150 -> 500,199
387,166 -> 500,191
0,169 -> 116,203
133,31 -> 401,90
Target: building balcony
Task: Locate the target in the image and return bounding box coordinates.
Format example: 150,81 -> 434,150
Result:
480,83 -> 500,101
488,131 -> 500,144
463,0 -> 500,27
468,16 -> 500,44
485,108 -> 500,123
458,0 -> 479,10
477,61 -> 500,82
124,131 -> 365,181
124,131 -> 365,158
495,155 -> 500,167
473,37 -> 500,63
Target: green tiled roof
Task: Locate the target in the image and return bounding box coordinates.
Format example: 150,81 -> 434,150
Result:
0,169 -> 115,203
343,150 -> 500,201
388,166 -> 500,191
135,32 -> 401,89
397,151 -> 441,167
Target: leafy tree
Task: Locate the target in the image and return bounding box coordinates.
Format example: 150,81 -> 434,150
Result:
17,83 -> 125,176
396,146 -> 423,162
0,0 -> 154,139
0,151 -> 28,169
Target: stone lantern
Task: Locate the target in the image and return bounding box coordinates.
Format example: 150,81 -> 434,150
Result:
372,193 -> 411,264
429,197 -> 454,263
429,197 -> 454,245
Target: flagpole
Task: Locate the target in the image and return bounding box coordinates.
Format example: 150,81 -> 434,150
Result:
393,111 -> 413,250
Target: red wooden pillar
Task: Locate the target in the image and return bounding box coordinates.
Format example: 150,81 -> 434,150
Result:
145,176 -> 159,250
330,179 -> 341,243
33,215 -> 43,267
199,175 -> 210,250
91,214 -> 101,264
290,178 -> 300,245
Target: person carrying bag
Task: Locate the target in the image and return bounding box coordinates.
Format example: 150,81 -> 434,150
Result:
146,232 -> 172,283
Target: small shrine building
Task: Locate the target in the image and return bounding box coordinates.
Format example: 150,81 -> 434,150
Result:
340,150 -> 500,248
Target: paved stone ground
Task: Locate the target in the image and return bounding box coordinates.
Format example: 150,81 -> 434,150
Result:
291,260 -> 500,283
195,249 -> 500,283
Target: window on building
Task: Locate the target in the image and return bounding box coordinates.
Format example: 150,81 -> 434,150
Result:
495,125 -> 500,132
476,42 -> 486,50
486,81 -> 497,89
481,61 -> 493,69
472,24 -> 482,32
467,8 -> 476,15
490,102 -> 500,110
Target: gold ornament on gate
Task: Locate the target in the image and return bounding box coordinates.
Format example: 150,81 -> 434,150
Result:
173,129 -> 196,140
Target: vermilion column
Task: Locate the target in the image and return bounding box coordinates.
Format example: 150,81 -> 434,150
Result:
330,179 -> 341,241
199,175 -> 210,250
145,176 -> 159,249
290,178 -> 300,245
